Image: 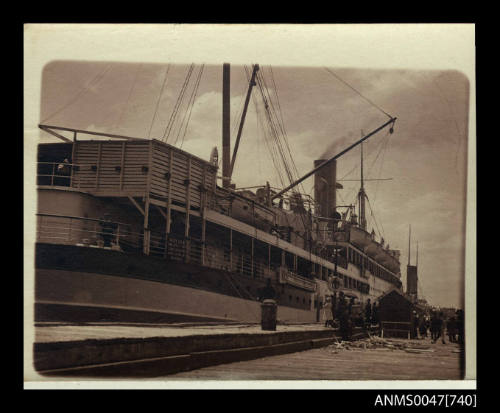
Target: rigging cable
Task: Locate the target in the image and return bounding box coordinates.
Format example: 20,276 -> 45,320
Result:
247,68 -> 293,231
41,64 -> 113,124
147,64 -> 171,139
366,128 -> 391,177
371,130 -> 392,207
366,194 -> 385,241
231,66 -> 251,138
178,64 -> 205,148
246,67 -> 286,189
257,71 -> 296,189
267,66 -> 308,198
264,72 -> 297,186
269,66 -> 288,140
258,68 -> 310,241
161,64 -> 195,143
324,67 -> 393,120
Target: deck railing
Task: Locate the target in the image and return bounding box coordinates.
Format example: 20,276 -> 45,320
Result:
37,162 -> 78,187
36,213 -> 279,280
36,213 -> 143,251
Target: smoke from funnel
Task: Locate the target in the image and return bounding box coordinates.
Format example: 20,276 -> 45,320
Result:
320,131 -> 356,159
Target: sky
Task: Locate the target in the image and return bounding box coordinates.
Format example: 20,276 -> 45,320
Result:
37,61 -> 470,309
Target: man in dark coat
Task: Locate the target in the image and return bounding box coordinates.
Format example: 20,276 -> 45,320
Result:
456,309 -> 464,345
447,316 -> 457,343
337,292 -> 350,341
412,311 -> 419,339
258,278 -> 276,301
419,316 -> 428,338
100,213 -> 117,248
430,311 -> 438,342
348,296 -> 355,315
439,312 -> 446,344
365,298 -> 372,325
431,311 -> 445,344
371,301 -> 379,325
331,292 -> 337,322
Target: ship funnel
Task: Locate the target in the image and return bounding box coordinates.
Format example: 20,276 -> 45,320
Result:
314,159 -> 337,218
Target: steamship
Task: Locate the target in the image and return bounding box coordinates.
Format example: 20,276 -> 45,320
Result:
34,63 -> 403,325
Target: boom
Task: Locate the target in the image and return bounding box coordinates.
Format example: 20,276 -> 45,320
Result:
271,117 -> 396,200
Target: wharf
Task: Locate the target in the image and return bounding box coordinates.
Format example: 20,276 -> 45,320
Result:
166,336 -> 464,381
34,322 -> 374,378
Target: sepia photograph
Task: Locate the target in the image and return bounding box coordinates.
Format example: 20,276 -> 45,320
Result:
24,24 -> 476,390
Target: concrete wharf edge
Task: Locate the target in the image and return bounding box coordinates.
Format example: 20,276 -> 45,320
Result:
35,326 -> 375,377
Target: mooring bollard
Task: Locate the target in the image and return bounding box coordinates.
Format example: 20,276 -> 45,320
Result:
261,299 -> 277,331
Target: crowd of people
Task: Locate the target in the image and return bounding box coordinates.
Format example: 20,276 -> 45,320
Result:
323,293 -> 464,345
323,292 -> 380,341
412,309 -> 464,344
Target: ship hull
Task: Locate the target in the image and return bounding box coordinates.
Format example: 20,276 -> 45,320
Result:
34,243 -> 317,324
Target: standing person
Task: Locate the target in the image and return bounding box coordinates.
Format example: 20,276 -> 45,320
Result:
258,278 -> 276,301
348,296 -> 355,315
338,292 -> 350,341
331,292 -> 337,323
322,295 -> 332,327
432,311 -> 444,344
372,301 -> 379,325
412,311 -> 419,339
439,312 -> 446,344
55,157 -> 71,186
430,311 -> 439,342
365,298 -> 372,325
419,315 -> 428,338
447,315 -> 456,343
456,309 -> 464,345
100,213 -> 117,248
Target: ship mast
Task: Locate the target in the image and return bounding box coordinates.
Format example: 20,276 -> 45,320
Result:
358,140 -> 367,230
222,63 -> 231,188
408,224 -> 411,265
230,64 -> 259,179
416,240 -> 419,267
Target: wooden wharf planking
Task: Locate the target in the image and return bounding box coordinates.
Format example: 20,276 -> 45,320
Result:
165,339 -> 463,381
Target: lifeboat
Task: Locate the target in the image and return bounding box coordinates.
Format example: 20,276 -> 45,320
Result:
349,226 -> 371,249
